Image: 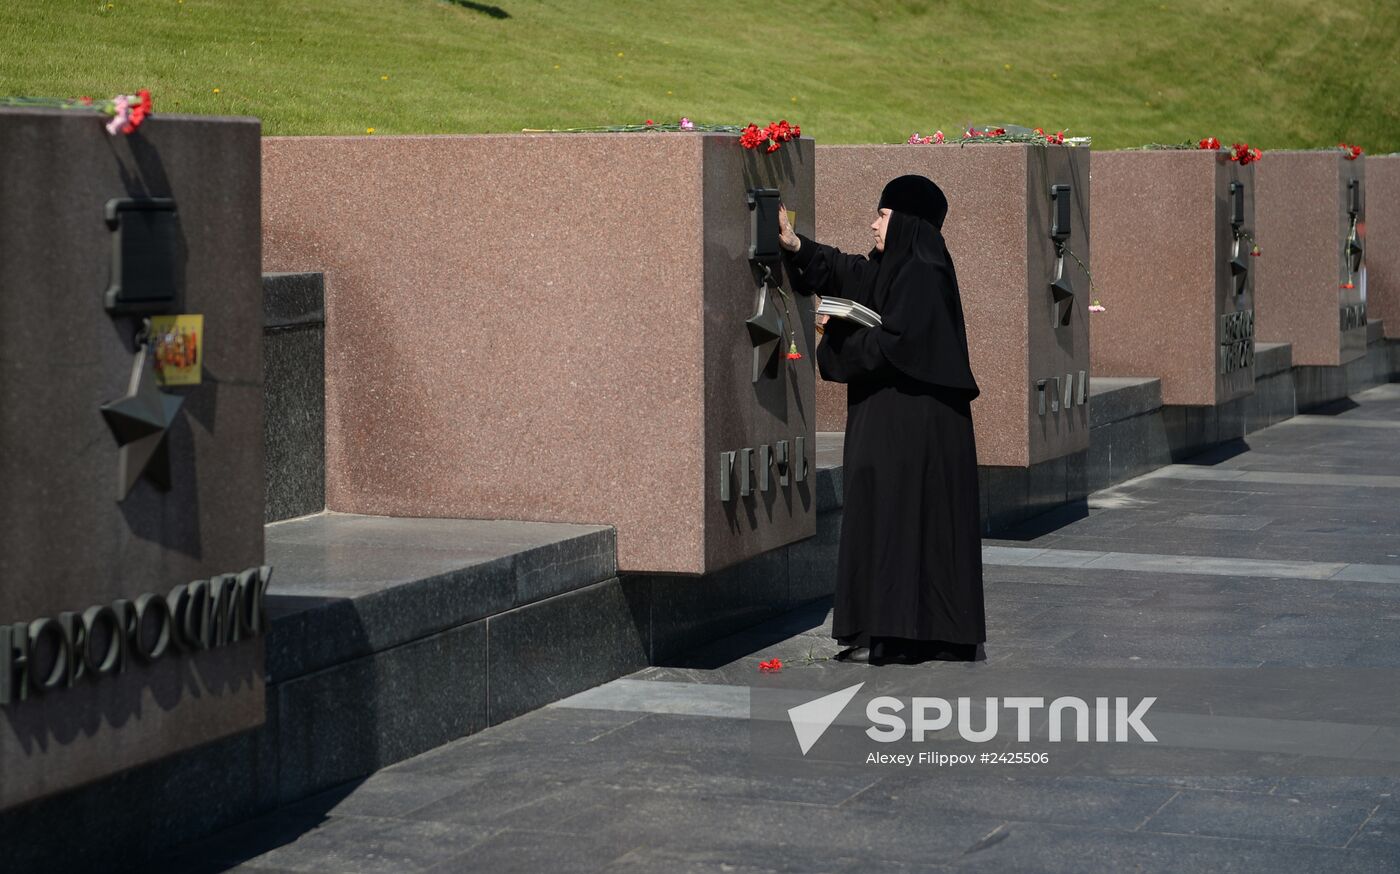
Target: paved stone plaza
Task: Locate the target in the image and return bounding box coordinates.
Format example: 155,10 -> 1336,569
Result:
156,383 -> 1400,873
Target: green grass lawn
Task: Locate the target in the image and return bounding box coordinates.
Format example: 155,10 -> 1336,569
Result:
2,0 -> 1397,150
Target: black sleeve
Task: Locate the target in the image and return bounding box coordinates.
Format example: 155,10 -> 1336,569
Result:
784,234 -> 876,302
815,320 -> 895,384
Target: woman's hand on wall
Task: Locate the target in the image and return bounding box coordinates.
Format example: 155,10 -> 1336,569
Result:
778,203 -> 800,252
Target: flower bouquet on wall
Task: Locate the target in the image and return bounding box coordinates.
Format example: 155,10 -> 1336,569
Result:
1,90 -> 153,136
905,124 -> 1088,148
523,117 -> 803,154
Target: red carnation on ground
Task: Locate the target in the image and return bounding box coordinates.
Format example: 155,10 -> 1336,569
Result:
759,658 -> 783,673
1339,143 -> 1363,160
1199,137 -> 1221,150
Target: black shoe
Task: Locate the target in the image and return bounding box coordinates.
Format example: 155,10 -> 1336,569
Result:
867,640 -> 891,666
834,646 -> 870,663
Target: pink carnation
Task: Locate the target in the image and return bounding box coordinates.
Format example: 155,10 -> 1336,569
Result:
679,117 -> 694,131
106,94 -> 130,136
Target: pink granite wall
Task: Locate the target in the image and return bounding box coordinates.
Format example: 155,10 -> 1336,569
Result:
1090,151 -> 1256,407
262,133 -> 815,575
1367,155 -> 1400,339
813,144 -> 1091,468
1255,151 -> 1367,366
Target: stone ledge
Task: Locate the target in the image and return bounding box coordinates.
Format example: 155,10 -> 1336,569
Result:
264,514 -> 617,683
1088,377 -> 1163,428
1254,342 -> 1293,378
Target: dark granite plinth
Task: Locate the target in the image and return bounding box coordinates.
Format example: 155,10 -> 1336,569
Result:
1089,377 -> 1163,428
263,273 -> 325,522
488,579 -> 648,725
0,107 -> 266,810
274,620 -> 488,805
264,515 -> 618,682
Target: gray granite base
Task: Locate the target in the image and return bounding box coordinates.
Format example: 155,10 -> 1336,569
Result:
1295,330 -> 1395,411
980,452 -> 1090,534
1,515 -> 637,873
1088,332 -> 1396,496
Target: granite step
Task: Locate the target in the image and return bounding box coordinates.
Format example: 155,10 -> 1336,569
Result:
264,513 -> 617,683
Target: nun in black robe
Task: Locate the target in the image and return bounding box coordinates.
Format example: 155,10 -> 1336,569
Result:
782,175 -> 985,665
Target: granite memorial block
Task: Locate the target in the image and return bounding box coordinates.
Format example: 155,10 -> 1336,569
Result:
1090,150 -> 1257,406
262,133 -> 816,575
812,144 -> 1091,468
0,108 -> 267,810
1367,154 -> 1400,340
1254,150 -> 1367,366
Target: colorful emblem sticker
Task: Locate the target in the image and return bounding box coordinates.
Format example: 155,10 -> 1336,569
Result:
150,314 -> 203,386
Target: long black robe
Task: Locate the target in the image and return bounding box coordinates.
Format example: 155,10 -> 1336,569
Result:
786,215 -> 985,651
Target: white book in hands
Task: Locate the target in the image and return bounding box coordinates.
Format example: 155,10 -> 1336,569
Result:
816,297 -> 882,328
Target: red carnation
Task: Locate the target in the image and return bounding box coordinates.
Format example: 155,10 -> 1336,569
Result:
1342,282 -> 1355,289
1199,137 -> 1221,150
739,119 -> 801,153
1228,142 -> 1259,165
